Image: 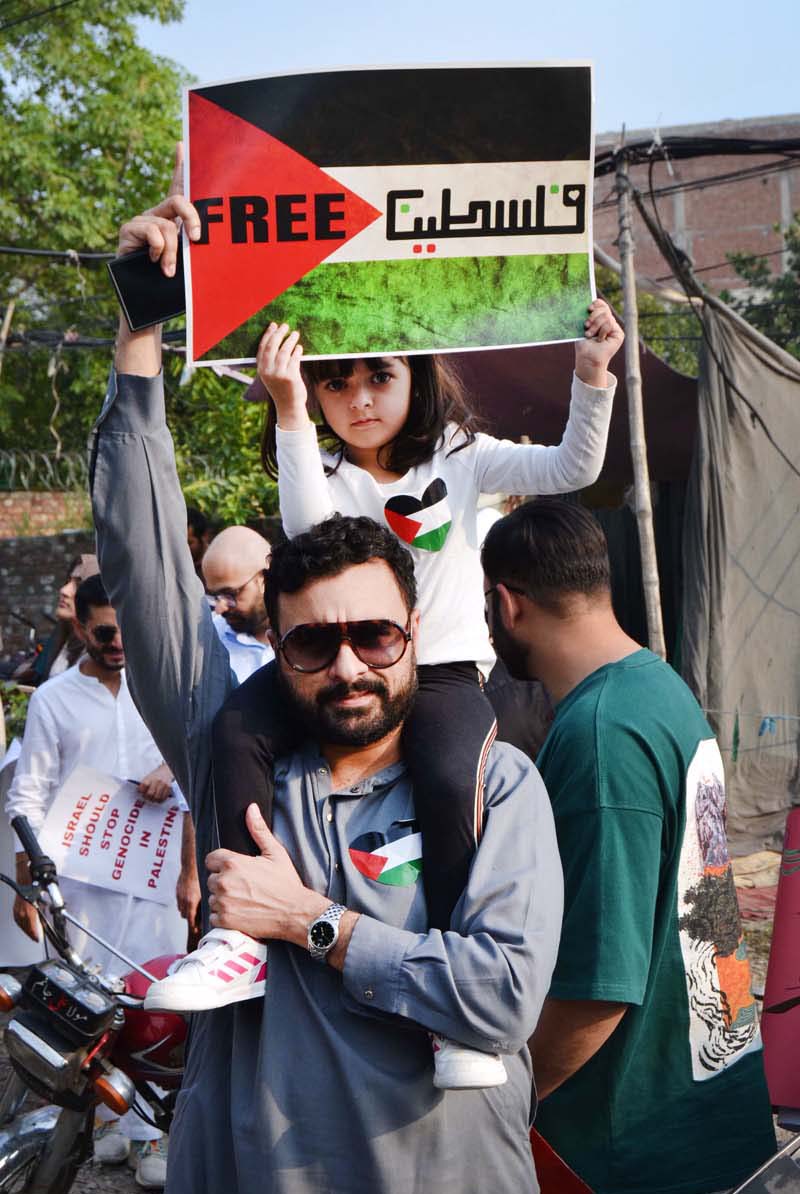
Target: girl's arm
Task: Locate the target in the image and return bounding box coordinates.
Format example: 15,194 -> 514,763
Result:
471,299 -> 623,496
257,324 -> 335,536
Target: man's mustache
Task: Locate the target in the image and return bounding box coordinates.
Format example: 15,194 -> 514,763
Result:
317,679 -> 387,707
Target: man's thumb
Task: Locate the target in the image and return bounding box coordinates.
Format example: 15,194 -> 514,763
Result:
246,803 -> 273,854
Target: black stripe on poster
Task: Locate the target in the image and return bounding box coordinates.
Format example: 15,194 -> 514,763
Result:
192,66 -> 591,166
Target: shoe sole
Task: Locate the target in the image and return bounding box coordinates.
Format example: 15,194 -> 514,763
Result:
433,1069 -> 508,1090
143,979 -> 265,1013
135,1169 -> 167,1189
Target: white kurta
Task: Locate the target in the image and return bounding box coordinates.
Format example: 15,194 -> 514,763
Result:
5,663 -> 185,977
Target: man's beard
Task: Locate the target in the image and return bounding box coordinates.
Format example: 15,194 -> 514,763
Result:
489,597 -> 531,681
278,665 -> 418,747
84,641 -> 124,673
224,605 -> 267,637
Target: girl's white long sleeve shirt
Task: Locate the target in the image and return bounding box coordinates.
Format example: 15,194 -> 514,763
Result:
276,371 -> 616,675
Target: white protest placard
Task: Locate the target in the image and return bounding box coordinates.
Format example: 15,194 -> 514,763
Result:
39,765 -> 181,906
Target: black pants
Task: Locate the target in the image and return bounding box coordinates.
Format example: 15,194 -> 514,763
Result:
211,660 -> 497,930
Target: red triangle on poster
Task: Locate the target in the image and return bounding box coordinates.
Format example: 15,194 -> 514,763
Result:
188,92 -> 382,359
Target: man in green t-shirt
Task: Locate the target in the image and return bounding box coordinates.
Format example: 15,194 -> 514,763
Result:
482,497 -> 776,1194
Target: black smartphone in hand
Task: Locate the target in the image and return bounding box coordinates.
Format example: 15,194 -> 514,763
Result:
107,241 -> 186,331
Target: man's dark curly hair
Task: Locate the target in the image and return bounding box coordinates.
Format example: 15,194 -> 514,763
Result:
266,515 -> 417,633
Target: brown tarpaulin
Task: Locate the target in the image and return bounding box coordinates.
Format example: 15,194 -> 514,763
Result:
681,298 -> 800,849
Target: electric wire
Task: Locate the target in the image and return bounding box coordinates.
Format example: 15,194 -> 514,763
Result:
628,153 -> 800,483
0,0 -> 81,32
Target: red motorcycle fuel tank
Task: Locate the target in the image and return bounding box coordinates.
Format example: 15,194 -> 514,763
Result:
112,955 -> 186,1088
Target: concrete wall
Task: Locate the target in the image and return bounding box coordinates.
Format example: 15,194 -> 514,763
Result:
0,492 -> 90,541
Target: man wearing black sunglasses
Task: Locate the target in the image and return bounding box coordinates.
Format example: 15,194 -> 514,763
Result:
5,572 -> 187,1183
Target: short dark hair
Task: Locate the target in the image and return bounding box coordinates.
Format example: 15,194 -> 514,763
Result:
74,574 -> 111,625
265,515 -> 417,633
186,505 -> 208,537
481,497 -> 611,610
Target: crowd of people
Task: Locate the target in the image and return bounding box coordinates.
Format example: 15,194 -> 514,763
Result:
1,158 -> 778,1194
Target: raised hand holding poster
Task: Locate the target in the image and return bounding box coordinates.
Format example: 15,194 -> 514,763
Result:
184,63 -> 594,364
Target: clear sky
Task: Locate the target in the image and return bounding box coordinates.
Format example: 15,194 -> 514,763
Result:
135,0 -> 797,136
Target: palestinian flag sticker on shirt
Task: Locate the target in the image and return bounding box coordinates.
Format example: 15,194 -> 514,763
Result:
384,479 -> 451,552
349,823 -> 423,887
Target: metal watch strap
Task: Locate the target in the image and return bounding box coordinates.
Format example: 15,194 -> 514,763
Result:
308,902 -> 347,962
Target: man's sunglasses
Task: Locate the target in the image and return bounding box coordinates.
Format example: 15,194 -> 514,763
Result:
90,624 -> 119,645
276,619 -> 412,673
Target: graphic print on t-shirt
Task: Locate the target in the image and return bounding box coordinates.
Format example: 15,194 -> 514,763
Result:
384,479 -> 451,552
349,820 -> 422,886
677,738 -> 760,1080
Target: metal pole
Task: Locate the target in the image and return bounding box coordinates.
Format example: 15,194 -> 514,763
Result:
615,153 -> 667,659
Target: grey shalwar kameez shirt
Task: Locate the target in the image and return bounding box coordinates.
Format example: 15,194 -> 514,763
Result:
90,371 -> 564,1194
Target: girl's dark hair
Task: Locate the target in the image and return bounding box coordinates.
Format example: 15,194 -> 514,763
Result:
260,353 -> 483,480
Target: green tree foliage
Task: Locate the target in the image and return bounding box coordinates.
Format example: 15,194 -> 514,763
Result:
596,265 -> 700,378
722,216 -> 800,360
0,0 -> 277,524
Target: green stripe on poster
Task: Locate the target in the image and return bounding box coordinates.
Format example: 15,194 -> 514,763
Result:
198,253 -> 591,362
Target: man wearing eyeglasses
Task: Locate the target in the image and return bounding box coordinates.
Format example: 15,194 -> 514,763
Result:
5,571 -> 186,1185
202,525 -> 275,685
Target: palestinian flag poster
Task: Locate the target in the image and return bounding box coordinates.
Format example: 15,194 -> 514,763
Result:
183,63 -> 595,365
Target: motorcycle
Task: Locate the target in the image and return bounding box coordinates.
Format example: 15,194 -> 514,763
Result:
0,814 -> 186,1192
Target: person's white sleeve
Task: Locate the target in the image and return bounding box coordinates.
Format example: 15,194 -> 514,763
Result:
276,424 -> 336,536
171,782 -> 190,814
470,372 -> 616,495
4,694 -> 62,843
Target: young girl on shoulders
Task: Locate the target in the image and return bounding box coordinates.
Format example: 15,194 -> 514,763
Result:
149,301 -> 624,1089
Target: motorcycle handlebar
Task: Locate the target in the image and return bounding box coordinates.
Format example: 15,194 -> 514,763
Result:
11,816 -> 57,886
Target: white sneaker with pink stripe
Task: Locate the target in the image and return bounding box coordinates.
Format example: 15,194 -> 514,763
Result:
143,928 -> 267,1012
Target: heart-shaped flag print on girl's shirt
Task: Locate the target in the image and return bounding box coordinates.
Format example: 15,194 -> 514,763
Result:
384,479 -> 452,552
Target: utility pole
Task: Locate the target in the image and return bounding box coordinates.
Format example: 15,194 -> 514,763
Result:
615,150 -> 667,659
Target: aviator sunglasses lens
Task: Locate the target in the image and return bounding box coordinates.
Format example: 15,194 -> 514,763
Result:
347,620 -> 405,665
283,624 -> 342,671
281,621 -> 409,672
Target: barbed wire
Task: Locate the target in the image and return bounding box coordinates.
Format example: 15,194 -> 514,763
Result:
0,449 -> 87,492
0,449 -> 228,492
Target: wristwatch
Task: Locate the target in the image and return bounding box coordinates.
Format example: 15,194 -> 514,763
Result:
308,903 -> 347,962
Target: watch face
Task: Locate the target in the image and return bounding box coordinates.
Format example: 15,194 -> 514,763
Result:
310,921 -> 335,949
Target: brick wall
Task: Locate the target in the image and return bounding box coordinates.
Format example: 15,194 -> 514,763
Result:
0,492 -> 91,541
594,113 -> 800,295
0,530 -> 95,657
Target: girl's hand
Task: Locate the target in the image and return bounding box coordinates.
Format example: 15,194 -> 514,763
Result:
574,299 -> 624,388
256,322 -> 310,430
